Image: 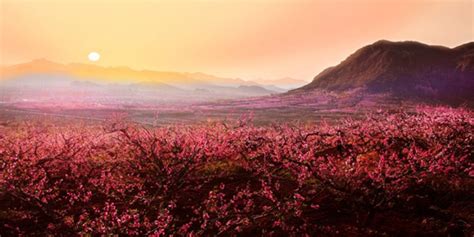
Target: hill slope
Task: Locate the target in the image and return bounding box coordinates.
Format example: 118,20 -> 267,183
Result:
295,40 -> 474,104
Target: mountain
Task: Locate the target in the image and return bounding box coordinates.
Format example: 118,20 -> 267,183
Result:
0,60 -> 307,92
0,60 -> 282,106
236,85 -> 277,95
1,60 -> 245,88
255,77 -> 308,90
294,40 -> 474,105
0,59 -> 67,77
183,72 -> 259,87
0,60 -> 291,110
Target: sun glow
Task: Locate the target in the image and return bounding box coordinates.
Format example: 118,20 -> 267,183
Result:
88,52 -> 100,62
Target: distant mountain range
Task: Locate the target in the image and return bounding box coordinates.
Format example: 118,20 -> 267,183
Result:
292,40 -> 474,105
253,77 -> 308,90
0,59 -> 301,90
0,60 -> 307,106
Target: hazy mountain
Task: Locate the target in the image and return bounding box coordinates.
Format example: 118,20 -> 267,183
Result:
0,60 -> 281,106
255,77 -> 308,90
293,40 -> 474,105
1,59 -> 269,89
236,85 -> 277,95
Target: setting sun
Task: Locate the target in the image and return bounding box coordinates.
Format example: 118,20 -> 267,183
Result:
88,52 -> 100,62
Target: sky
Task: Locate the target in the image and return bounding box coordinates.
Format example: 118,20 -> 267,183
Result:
1,0 -> 473,81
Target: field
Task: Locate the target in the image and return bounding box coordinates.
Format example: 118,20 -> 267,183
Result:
1,106 -> 473,236
0,90 -> 417,126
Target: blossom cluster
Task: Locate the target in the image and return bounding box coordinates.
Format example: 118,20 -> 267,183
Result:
0,107 -> 473,235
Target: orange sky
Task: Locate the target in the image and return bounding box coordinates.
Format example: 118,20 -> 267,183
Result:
1,0 -> 472,81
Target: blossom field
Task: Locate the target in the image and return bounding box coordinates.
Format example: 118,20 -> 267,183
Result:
0,107 -> 473,236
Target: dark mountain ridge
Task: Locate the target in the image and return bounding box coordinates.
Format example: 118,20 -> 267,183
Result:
294,40 -> 474,105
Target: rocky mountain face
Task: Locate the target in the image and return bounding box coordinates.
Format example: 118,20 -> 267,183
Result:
295,40 -> 474,105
